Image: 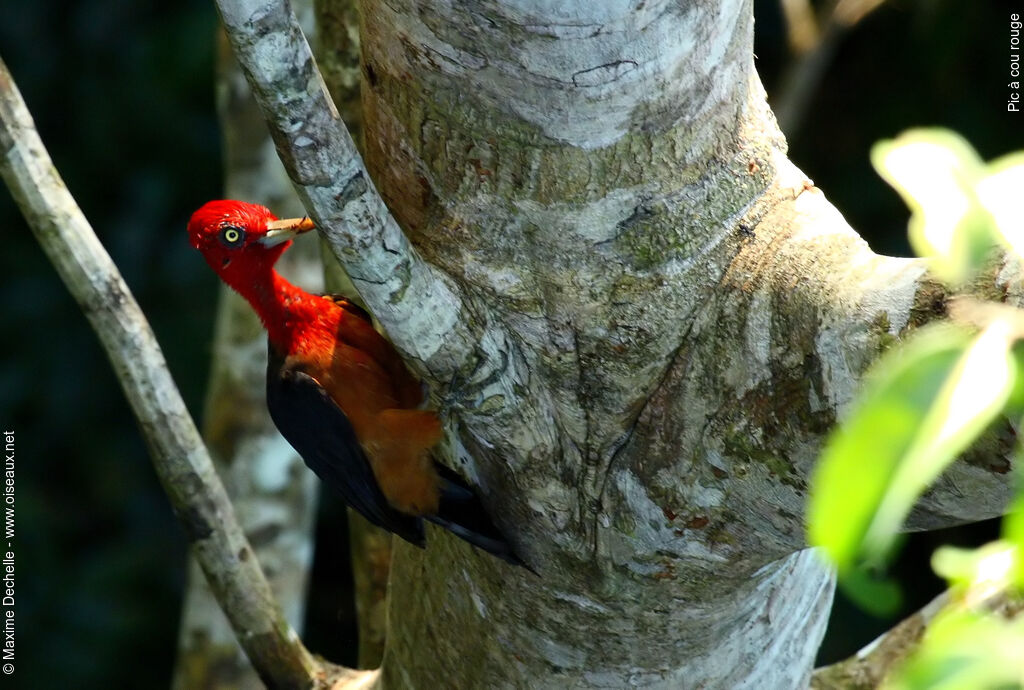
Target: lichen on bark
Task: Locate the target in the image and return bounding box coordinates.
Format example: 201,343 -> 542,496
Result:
212,0 -> 1021,686
350,2 -> 1017,686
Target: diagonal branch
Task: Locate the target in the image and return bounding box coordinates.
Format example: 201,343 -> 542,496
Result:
812,587 -> 1024,688
811,591 -> 949,688
0,56 -> 372,690
723,163 -> 1019,538
213,0 -> 484,381
212,1 -> 543,536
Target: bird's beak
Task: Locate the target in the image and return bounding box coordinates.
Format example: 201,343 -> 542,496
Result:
261,216 -> 316,246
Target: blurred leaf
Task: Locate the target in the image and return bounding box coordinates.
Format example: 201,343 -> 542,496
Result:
838,565 -> 904,617
871,129 -> 994,285
809,322 -> 1016,578
1003,345 -> 1024,418
886,609 -> 1024,690
932,541 -> 1016,597
976,153 -> 1024,258
1003,476 -> 1024,589
931,546 -> 978,588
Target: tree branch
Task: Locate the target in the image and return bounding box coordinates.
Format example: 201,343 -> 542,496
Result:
0,56 -> 369,690
213,1 -> 547,569
811,591 -> 949,689
812,587 -> 1024,688
723,165 -> 1018,538
212,0 -> 481,381
779,0 -> 820,55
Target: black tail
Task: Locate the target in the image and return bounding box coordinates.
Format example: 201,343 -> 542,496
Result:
424,464 -> 535,572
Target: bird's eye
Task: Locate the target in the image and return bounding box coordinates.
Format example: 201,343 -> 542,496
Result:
219,225 -> 245,247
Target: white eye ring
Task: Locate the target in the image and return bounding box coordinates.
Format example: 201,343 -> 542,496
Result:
220,225 -> 245,246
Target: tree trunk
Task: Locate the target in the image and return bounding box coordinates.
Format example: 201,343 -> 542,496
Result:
334,1 -> 1015,687
205,0 -> 1019,685
314,0 -> 394,666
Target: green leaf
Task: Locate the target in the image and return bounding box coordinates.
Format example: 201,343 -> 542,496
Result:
1002,474 -> 1024,589
809,326 -> 962,570
838,565 -> 903,617
887,609 -> 1024,690
871,129 -> 994,285
976,152 -> 1024,258
932,541 -> 1016,594
1002,344 -> 1024,418
809,322 -> 1016,576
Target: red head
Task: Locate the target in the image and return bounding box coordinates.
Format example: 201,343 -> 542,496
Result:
187,200 -> 314,289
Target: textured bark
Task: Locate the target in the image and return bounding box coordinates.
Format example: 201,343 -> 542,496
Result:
354,3 -> 1016,687
315,0 -> 363,139
173,11 -> 323,688
214,0 -> 1019,687
345,512 -> 392,668
356,5 -> 842,679
312,0 -> 394,666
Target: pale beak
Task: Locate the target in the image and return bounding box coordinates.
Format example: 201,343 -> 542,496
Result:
260,216 -> 316,246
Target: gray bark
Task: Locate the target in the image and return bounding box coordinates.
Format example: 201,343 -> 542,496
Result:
213,0 -> 1019,687
312,0 -> 395,666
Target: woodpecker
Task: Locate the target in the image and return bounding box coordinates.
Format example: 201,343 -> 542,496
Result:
187,200 -> 524,567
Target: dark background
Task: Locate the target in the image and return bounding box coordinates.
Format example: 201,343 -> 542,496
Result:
0,0 -> 1020,687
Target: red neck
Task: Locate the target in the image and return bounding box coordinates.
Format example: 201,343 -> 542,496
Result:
221,263 -> 319,352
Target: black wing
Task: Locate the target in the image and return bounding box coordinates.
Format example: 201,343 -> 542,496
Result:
266,343 -> 426,547
275,299 -> 533,570
428,463 -> 534,570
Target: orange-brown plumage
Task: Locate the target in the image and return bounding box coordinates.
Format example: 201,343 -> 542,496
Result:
275,299 -> 444,516
187,200 -> 523,565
